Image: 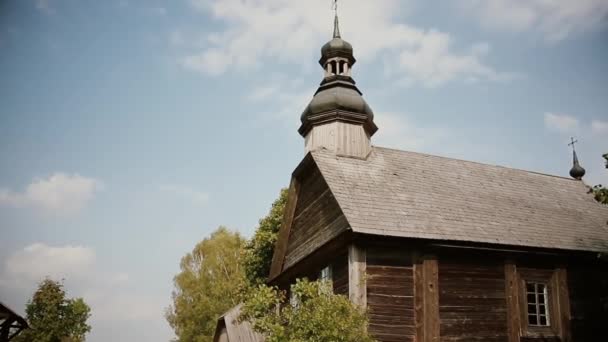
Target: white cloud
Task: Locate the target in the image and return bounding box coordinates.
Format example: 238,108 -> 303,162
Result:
460,0 -> 608,42
544,113 -> 580,133
591,120 -> 608,135
4,243 -> 95,284
0,173 -> 102,215
179,0 -> 515,86
395,31 -> 520,88
159,184 -> 209,205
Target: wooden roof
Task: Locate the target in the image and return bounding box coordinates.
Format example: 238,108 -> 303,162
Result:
213,305 -> 264,342
308,146 -> 608,253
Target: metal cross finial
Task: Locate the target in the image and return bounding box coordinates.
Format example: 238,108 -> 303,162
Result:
568,137 -> 578,152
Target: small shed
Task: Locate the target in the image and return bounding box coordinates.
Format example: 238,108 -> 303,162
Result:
213,305 -> 264,342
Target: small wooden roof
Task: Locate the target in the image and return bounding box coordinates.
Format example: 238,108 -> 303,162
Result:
213,305 -> 264,342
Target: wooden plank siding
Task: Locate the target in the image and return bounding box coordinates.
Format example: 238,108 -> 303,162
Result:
283,166 -> 349,270
438,261 -> 509,342
568,267 -> 608,341
366,249 -> 416,342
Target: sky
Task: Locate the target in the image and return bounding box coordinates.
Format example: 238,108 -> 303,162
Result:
1,0 -> 607,341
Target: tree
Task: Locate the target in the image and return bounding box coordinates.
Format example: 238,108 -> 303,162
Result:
15,279 -> 91,342
242,189 -> 288,286
592,185 -> 608,205
590,154 -> 608,205
166,227 -> 246,342
240,279 -> 375,342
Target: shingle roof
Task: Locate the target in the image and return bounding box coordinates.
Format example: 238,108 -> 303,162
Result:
214,305 -> 264,342
311,147 -> 608,253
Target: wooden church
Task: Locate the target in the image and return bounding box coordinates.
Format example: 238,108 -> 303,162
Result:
215,11 -> 608,342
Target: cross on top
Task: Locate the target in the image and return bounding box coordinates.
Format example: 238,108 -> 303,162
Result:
333,0 -> 338,14
568,137 -> 578,151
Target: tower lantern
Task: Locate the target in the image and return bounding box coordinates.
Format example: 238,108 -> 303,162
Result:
298,3 -> 377,159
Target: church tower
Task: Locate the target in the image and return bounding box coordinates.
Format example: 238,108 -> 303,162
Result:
299,11 -> 377,159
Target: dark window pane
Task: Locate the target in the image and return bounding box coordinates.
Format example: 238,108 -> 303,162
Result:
538,304 -> 546,315
527,283 -> 535,292
528,304 -> 537,314
539,293 -> 545,304
528,293 -> 536,304
540,316 -> 547,326
528,315 -> 538,325
538,284 -> 545,292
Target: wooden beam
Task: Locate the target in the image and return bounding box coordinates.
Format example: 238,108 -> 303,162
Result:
415,256 -> 440,342
504,263 -> 521,342
553,268 -> 571,341
0,317 -> 14,341
348,244 -> 366,308
269,177 -> 301,280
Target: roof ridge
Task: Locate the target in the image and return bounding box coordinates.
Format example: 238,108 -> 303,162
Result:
372,145 -> 577,182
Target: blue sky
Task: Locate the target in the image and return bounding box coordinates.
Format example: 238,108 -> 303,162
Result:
1,0 -> 607,341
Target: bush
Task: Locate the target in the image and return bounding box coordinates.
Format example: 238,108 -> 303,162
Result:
240,279 -> 376,342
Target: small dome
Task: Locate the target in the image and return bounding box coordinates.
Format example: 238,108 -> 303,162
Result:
570,150 -> 586,180
570,164 -> 586,180
318,14 -> 356,66
299,76 -> 376,137
301,82 -> 373,121
321,37 -> 353,57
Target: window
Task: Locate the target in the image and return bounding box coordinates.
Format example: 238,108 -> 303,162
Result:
318,265 -> 333,294
526,282 -> 550,327
319,266 -> 332,282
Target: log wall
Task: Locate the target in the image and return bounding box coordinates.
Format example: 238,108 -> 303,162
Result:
366,249 -> 415,342
438,260 -> 509,342
568,267 -> 608,341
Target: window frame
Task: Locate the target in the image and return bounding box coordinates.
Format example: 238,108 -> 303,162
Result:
525,281 -> 551,327
516,268 -> 562,338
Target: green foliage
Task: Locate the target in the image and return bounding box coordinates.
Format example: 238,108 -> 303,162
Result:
242,189 -> 288,286
166,227 -> 246,342
240,279 -> 376,342
15,279 -> 91,342
592,184 -> 608,205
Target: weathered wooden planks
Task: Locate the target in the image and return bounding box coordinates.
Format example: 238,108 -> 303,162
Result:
439,261 -> 508,342
504,263 -> 521,342
568,267 -> 608,341
349,245 -> 367,307
367,250 -> 415,342
282,166 -> 349,270
269,177 -> 300,279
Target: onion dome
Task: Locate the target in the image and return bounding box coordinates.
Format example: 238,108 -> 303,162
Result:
319,15 -> 355,67
299,14 -> 376,138
570,150 -> 586,180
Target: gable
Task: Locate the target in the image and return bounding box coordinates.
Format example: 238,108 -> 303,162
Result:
270,158 -> 350,279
